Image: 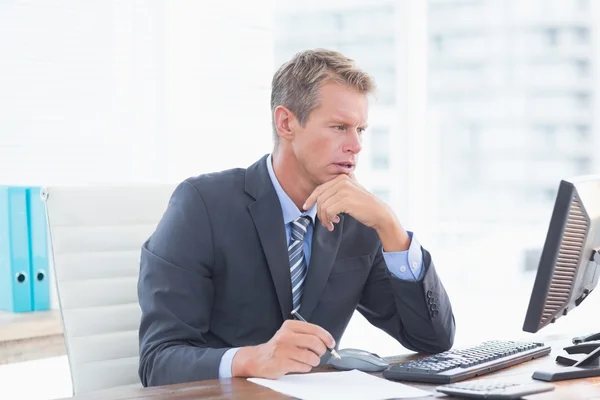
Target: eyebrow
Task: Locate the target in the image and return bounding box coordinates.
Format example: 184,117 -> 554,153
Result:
329,119 -> 368,129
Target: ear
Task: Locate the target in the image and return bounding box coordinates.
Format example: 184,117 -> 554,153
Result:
274,105 -> 296,142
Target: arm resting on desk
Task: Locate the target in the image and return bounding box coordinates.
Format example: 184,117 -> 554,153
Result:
358,244 -> 455,354
138,181 -> 230,386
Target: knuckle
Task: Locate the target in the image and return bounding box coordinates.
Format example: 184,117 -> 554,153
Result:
310,337 -> 324,355
274,333 -> 287,346
313,354 -> 321,367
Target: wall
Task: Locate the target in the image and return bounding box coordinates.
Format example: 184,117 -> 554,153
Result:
0,0 -> 274,309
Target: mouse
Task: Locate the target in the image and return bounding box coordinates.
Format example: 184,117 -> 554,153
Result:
329,348 -> 390,372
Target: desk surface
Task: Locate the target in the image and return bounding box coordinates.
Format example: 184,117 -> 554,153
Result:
59,340 -> 600,400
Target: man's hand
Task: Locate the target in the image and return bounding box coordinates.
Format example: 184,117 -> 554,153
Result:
231,320 -> 336,379
303,174 -> 386,232
303,174 -> 411,252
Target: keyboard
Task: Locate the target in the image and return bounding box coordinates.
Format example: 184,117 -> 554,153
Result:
383,340 -> 551,384
436,380 -> 555,399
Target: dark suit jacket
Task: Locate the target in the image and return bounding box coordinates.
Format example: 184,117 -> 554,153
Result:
137,154 -> 455,387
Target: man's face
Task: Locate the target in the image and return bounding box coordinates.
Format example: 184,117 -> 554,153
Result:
290,81 -> 368,186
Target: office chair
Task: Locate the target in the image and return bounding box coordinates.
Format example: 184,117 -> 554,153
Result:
42,184 -> 176,395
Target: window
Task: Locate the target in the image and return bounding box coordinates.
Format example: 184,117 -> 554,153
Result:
522,248 -> 542,271
432,35 -> 444,52
372,188 -> 390,203
573,156 -> 591,174
575,124 -> 590,140
573,27 -> 590,44
578,0 -> 590,11
370,128 -> 391,170
574,59 -> 590,77
574,92 -> 591,109
333,13 -> 344,31
544,28 -> 558,46
372,155 -> 390,170
534,124 -> 556,147
468,124 -> 480,150
543,187 -> 557,202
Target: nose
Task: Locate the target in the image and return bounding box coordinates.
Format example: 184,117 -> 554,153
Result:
343,129 -> 362,154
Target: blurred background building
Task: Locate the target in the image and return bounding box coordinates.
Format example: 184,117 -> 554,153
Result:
274,0 -> 600,346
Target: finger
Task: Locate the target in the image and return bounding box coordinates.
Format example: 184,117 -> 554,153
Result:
285,320 -> 336,348
303,174 -> 347,211
317,186 -> 350,230
314,179 -> 346,220
288,347 -> 321,368
292,332 -> 328,357
283,358 -> 313,374
319,195 -> 346,231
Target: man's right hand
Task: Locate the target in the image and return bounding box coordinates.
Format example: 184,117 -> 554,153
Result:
231,319 -> 336,379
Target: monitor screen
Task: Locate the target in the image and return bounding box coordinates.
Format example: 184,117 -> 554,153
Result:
523,176 -> 600,333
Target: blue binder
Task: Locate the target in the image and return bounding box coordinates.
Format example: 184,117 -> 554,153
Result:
26,187 -> 50,311
0,187 -> 33,313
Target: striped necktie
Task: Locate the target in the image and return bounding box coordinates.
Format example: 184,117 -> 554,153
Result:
289,215 -> 311,312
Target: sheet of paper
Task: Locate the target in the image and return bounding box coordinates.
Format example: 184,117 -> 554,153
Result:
248,369 -> 431,400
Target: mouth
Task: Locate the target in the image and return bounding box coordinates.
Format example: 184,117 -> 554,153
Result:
332,162 -> 355,174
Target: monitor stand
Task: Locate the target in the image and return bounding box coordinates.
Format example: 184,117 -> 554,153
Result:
532,340 -> 600,381
572,331 -> 600,344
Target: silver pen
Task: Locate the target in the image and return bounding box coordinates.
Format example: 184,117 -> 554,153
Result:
291,309 -> 342,360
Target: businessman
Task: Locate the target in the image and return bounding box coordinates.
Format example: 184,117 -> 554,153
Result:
138,49 -> 455,386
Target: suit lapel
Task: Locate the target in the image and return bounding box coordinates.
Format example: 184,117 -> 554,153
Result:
246,155 -> 293,320
298,216 -> 344,320
248,198 -> 292,321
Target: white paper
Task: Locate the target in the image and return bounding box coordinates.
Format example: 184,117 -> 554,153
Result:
248,369 -> 431,400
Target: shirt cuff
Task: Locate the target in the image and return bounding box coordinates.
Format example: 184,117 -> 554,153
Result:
382,231 -> 424,281
218,347 -> 241,379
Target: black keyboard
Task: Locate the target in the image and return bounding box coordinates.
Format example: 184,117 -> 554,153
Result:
383,340 -> 551,384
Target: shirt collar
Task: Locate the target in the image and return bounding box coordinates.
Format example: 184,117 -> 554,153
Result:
266,154 -> 317,225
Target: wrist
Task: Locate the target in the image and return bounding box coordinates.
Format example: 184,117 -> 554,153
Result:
374,209 -> 410,252
231,346 -> 256,377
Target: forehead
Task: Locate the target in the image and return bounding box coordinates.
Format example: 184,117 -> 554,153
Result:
314,81 -> 368,122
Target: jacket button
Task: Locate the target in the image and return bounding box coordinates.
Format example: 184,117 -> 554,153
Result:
428,297 -> 434,304
426,290 -> 433,298
432,310 -> 439,317
430,303 -> 437,311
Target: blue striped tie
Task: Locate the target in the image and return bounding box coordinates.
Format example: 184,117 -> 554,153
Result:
289,216 -> 311,312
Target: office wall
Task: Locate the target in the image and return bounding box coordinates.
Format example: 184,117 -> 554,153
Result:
0,0 -> 274,309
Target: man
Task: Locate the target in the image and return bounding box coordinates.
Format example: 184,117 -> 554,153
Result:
138,49 -> 455,387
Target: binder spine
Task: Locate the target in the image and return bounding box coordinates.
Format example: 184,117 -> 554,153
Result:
0,187 -> 33,312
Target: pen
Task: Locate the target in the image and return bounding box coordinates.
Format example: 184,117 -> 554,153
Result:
291,309 -> 341,360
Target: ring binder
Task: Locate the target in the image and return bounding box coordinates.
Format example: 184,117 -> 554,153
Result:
0,186 -> 50,313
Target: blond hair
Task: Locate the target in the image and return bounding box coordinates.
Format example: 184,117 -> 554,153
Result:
270,49 -> 376,144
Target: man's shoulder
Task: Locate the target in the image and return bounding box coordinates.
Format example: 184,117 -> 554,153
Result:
182,167 -> 247,198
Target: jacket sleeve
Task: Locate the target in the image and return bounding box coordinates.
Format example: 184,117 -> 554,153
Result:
137,180 -> 230,386
357,244 -> 456,354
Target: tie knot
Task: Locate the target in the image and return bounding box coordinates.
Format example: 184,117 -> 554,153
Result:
291,215 -> 311,242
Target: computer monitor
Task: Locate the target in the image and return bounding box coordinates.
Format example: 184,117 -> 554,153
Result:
522,175 -> 600,381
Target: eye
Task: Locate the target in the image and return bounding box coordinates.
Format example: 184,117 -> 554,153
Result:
357,127 -> 366,134
333,125 -> 346,131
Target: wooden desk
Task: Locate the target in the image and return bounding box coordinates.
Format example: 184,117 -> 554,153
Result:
59,341 -> 600,400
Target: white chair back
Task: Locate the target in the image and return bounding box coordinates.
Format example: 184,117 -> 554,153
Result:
43,184 -> 176,395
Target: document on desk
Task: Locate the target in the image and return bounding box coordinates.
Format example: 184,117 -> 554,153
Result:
248,369 -> 431,400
